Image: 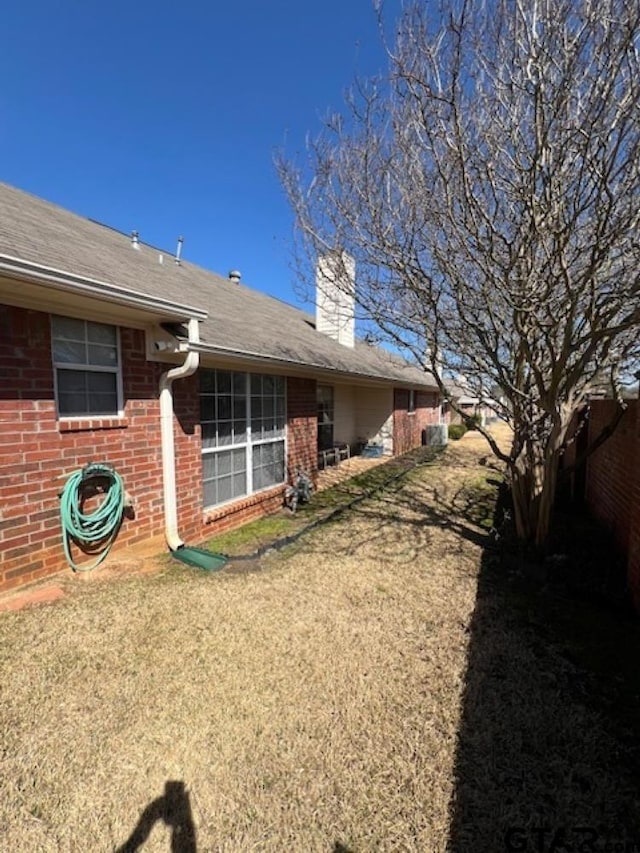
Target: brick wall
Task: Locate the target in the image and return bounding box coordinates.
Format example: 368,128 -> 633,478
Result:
0,306 -> 324,593
0,305 -> 168,592
286,377 -> 318,483
393,389 -> 441,455
583,400 -> 640,609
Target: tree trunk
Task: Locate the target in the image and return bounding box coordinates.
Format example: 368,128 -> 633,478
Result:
510,449 -> 561,553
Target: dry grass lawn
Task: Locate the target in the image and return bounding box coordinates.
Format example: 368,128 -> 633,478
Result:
1,425 -> 638,851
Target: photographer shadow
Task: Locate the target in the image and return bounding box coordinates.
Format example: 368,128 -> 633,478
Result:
116,780 -> 196,852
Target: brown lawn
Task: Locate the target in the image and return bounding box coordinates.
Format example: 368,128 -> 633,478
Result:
1,424 -> 638,851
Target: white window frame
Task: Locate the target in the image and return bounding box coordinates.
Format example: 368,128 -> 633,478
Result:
51,315 -> 123,419
200,370 -> 287,510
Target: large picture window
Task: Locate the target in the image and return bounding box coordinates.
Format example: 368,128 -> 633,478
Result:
51,315 -> 121,417
200,370 -> 286,509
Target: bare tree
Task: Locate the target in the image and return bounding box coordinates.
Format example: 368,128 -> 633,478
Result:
278,0 -> 640,550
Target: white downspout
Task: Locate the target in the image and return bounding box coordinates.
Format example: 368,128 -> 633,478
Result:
159,317 -> 200,551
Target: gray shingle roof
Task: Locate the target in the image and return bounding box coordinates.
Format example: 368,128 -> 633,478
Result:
0,182 -> 437,388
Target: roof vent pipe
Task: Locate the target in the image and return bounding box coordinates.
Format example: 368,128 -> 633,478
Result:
131,230 -> 140,250
228,270 -> 241,283
175,236 -> 184,265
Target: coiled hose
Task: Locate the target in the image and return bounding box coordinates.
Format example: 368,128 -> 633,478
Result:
60,464 -> 125,572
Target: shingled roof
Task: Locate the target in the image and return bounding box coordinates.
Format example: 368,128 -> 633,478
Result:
0,182 -> 436,388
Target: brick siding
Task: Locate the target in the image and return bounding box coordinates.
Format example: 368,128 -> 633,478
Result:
0,306 -> 324,593
0,306 -> 167,591
393,389 -> 441,455
286,377 -> 318,483
582,400 -> 640,609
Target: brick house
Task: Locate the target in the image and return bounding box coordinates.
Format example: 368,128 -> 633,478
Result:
0,182 -> 442,593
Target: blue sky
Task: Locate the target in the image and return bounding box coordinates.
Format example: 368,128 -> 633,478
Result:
0,1 -> 398,308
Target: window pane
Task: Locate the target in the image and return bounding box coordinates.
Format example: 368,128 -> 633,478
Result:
274,376 -> 285,395
218,475 -> 232,503
88,343 -> 118,367
218,421 -> 232,446
201,422 -> 216,449
58,393 -> 87,416
233,397 -> 246,419
203,480 -> 216,508
200,396 -> 215,421
88,393 -> 118,414
200,370 -> 215,394
251,397 -> 262,418
52,316 -> 85,340
202,454 -> 217,481
217,372 -> 231,394
232,447 -> 246,472
232,472 -> 246,497
251,375 -> 262,395
253,468 -> 265,492
87,322 -> 116,345
252,440 -> 285,489
318,423 -> 334,451
233,373 -> 246,395
57,370 -> 86,394
217,451 -> 232,476
87,372 -> 117,394
53,339 -> 86,364
57,370 -> 117,416
217,396 -> 232,420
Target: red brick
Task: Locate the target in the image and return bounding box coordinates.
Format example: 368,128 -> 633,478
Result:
584,400 -> 640,611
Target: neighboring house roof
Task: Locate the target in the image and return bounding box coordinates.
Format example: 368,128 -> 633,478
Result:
445,382 -> 479,405
0,182 -> 437,389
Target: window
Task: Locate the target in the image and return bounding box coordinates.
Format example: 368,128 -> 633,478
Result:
408,389 -> 416,414
200,370 -> 286,509
317,385 -> 334,451
51,316 -> 121,417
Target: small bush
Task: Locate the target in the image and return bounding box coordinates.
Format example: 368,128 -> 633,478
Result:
448,424 -> 467,440
465,413 -> 483,430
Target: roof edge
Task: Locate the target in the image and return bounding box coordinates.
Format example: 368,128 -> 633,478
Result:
192,341 -> 440,388
0,253 -> 208,321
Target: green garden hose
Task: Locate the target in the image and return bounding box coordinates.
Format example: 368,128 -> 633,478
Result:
60,464 -> 125,572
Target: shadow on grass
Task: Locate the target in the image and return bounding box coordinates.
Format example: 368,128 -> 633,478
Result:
291,473 -> 498,565
213,447 -> 446,569
447,488 -> 640,852
116,780 -> 196,852
303,464 -> 640,850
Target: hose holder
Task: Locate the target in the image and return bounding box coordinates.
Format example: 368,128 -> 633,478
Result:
59,462 -> 126,572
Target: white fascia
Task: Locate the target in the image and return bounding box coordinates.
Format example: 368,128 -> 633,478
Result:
192,341 -> 440,390
0,254 -> 208,322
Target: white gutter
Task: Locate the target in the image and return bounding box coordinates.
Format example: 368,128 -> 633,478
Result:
192,341 -> 440,390
0,254 -> 208,321
159,317 -> 200,551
